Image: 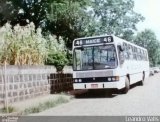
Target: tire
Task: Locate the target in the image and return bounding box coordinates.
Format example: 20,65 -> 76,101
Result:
139,73 -> 145,86
121,77 -> 130,94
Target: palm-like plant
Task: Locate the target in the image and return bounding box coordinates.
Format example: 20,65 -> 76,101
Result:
0,22 -> 48,65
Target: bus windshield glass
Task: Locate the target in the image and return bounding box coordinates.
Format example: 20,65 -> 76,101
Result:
73,45 -> 117,70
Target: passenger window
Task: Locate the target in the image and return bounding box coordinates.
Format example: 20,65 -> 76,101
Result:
117,45 -> 125,64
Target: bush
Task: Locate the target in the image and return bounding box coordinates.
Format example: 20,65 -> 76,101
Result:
0,23 -> 70,67
47,51 -> 68,71
45,35 -> 69,71
1,106 -> 16,113
23,96 -> 69,115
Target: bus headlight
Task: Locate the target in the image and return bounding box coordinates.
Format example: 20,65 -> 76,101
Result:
108,78 -> 111,81
108,76 -> 119,81
79,79 -> 82,82
112,77 -> 115,81
75,79 -> 78,82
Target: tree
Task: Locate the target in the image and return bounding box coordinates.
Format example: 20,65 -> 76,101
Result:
0,0 -> 49,28
134,29 -> 160,66
0,0 -> 15,26
45,35 -> 69,71
47,0 -> 92,49
47,0 -> 144,48
91,0 -> 144,41
0,0 -> 144,49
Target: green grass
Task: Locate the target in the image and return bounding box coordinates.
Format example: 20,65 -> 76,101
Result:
0,106 -> 16,113
0,96 -> 70,115
23,96 -> 69,115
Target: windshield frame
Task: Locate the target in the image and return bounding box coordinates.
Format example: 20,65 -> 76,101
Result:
73,44 -> 118,71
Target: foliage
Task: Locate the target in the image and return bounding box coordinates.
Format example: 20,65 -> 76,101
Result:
4,0 -> 49,28
0,22 -> 48,65
47,0 -> 92,49
91,0 -> 144,41
1,0 -> 160,67
0,106 -> 16,113
134,29 -> 160,66
47,0 -> 144,47
0,0 -> 14,26
0,22 -> 69,67
47,51 -> 68,71
45,36 -> 68,71
23,96 -> 69,115
0,0 -> 144,49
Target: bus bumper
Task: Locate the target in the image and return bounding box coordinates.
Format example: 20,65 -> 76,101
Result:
73,80 -> 125,90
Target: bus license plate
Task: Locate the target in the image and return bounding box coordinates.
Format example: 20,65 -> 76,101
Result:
91,84 -> 98,88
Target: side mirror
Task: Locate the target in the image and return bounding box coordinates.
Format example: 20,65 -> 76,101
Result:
118,45 -> 124,52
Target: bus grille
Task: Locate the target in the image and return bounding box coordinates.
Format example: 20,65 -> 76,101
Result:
75,71 -> 113,78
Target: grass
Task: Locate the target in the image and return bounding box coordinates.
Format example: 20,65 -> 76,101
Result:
0,96 -> 70,115
0,106 -> 16,113
22,96 -> 69,115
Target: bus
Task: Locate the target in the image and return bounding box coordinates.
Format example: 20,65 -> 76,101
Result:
72,35 -> 149,94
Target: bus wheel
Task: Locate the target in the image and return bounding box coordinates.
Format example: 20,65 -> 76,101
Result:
139,73 -> 145,86
121,77 -> 130,94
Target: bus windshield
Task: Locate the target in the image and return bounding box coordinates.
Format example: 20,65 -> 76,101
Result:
73,45 -> 117,70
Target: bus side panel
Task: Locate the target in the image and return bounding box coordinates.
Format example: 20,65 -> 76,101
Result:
117,59 -> 149,85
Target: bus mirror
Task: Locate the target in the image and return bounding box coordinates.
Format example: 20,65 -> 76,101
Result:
118,45 -> 124,52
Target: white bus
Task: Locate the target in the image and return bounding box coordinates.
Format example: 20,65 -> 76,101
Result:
72,35 -> 149,93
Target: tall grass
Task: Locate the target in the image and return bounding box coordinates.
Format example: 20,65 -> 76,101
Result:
23,96 -> 69,115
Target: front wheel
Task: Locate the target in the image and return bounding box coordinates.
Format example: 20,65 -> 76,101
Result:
121,77 -> 130,94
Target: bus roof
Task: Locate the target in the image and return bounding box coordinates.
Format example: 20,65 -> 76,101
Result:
113,35 -> 147,51
73,35 -> 147,51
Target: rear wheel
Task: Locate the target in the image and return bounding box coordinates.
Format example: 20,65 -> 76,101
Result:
121,77 -> 130,94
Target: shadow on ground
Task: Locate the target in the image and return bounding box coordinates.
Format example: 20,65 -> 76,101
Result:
71,89 -> 118,99
70,82 -> 141,99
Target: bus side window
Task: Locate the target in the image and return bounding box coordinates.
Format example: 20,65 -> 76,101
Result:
130,45 -> 134,60
141,50 -> 143,60
145,51 -> 148,61
117,45 -> 125,64
133,47 -> 137,60
125,44 -> 130,60
142,50 -> 145,61
140,49 -> 142,60
123,43 -> 127,60
137,48 -> 140,60
128,44 -> 133,60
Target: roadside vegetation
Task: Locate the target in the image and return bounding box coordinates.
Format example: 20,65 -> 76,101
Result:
0,22 -> 68,71
23,96 -> 69,115
0,106 -> 16,113
0,96 -> 69,115
0,0 -> 160,66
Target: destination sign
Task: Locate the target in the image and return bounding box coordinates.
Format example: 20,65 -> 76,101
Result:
74,36 -> 113,46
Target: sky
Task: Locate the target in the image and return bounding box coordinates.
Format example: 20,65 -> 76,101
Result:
134,0 -> 160,40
